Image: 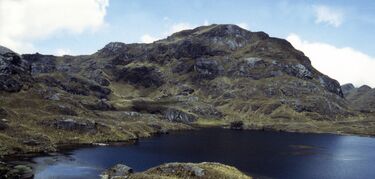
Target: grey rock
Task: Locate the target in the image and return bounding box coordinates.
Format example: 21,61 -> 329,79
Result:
101,164 -> 133,179
194,58 -> 224,80
293,64 -> 313,79
0,51 -> 32,92
183,165 -> 205,177
341,83 -> 355,96
164,108 -> 197,123
23,53 -> 56,74
85,69 -> 110,86
318,75 -> 344,97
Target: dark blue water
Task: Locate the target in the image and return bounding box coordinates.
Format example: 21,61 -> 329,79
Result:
33,128 -> 375,179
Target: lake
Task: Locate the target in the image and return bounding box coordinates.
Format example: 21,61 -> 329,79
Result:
33,128 -> 375,179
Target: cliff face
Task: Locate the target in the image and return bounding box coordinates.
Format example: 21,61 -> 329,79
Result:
1,24 -> 375,159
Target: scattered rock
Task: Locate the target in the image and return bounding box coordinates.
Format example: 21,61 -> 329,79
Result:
158,163 -> 205,177
47,118 -> 97,133
82,99 -> 115,111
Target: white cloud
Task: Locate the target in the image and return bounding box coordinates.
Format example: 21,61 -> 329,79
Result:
314,5 -> 343,27
0,0 -> 109,53
55,48 -> 72,56
140,34 -> 159,43
287,34 -> 375,87
236,22 -> 249,30
203,20 -> 210,26
168,23 -> 194,34
140,22 -> 195,43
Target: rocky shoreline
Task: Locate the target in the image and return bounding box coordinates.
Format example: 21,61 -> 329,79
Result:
2,124 -> 375,178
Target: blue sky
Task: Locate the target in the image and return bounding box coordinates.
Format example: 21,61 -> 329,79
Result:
33,0 -> 375,56
1,0 -> 375,86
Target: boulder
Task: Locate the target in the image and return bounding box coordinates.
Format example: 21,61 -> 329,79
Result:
101,164 -> 133,179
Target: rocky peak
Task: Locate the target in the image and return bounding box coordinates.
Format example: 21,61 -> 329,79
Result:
97,42 -> 127,57
0,45 -> 15,55
161,24 -> 269,50
358,85 -> 372,92
341,83 -> 355,96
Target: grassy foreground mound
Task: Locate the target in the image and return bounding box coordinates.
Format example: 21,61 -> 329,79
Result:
102,162 -> 252,179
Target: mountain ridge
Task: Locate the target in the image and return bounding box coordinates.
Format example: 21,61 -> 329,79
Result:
1,25 -> 375,172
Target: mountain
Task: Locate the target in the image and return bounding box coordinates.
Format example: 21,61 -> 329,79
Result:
1,24 -> 375,163
342,83 -> 375,113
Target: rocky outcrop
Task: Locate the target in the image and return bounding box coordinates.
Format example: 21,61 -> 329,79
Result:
341,83 -> 355,96
116,65 -> 164,88
164,108 -> 197,123
43,118 -> 97,133
101,164 -> 133,179
194,58 -> 224,80
0,46 -> 32,92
